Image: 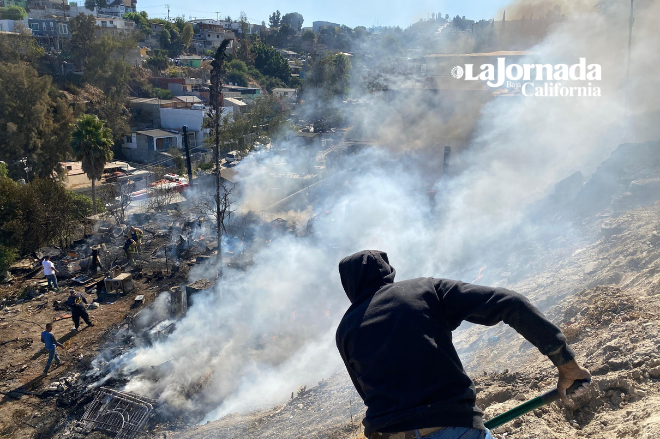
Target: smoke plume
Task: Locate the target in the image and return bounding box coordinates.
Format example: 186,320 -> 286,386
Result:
95,0 -> 660,424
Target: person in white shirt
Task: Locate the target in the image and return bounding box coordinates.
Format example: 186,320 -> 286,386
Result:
42,256 -> 59,291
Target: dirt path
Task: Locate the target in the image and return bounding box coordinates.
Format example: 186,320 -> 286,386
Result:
0,268 -> 182,439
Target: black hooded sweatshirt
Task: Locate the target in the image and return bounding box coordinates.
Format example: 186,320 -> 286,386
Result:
336,250 -> 575,435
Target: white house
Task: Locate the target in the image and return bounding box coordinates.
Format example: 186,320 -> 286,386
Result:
159,107 -> 206,147
272,88 -> 297,101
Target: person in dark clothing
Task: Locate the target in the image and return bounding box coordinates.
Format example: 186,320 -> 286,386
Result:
336,250 -> 591,439
41,323 -> 64,375
67,289 -> 94,331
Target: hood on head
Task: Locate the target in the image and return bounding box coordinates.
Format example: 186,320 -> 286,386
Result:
338,250 -> 396,303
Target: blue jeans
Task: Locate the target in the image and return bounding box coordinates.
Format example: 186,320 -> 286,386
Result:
415,428 -> 494,439
46,274 -> 58,289
44,348 -> 60,373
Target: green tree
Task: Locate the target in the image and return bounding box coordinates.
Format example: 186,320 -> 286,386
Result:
124,11 -> 152,35
0,63 -> 73,180
81,36 -> 132,149
146,48 -> 169,71
181,23 -> 194,48
228,59 -> 248,74
69,14 -> 98,68
226,59 -> 249,86
302,30 -> 315,42
268,10 -> 281,28
0,27 -> 45,65
227,71 -> 248,87
251,42 -> 291,83
0,178 -> 102,257
173,17 -> 186,32
0,162 -> 7,178
0,244 -> 18,274
281,12 -> 303,32
279,23 -> 294,38
160,28 -> 171,49
152,87 -> 173,99
262,76 -> 285,92
306,53 -> 352,102
353,26 -> 368,40
0,5 -> 27,20
70,115 -> 114,215
116,32 -> 140,62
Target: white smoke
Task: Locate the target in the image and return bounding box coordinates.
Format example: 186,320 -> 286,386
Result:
97,0 -> 660,424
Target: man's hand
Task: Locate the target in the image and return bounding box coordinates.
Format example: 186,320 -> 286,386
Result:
557,359 -> 591,403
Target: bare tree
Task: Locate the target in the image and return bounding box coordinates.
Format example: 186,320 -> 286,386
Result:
100,180 -> 135,223
193,180 -> 235,266
144,167 -> 177,212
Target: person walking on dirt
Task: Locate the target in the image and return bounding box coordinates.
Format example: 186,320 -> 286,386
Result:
42,256 -> 60,291
336,250 -> 591,439
130,226 -> 144,253
67,289 -> 94,331
123,235 -> 136,264
41,323 -> 64,375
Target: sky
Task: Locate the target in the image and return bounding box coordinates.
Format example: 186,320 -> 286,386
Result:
136,0 -> 511,29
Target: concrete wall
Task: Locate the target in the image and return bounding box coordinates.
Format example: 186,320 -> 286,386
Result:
160,108 -> 204,146
131,102 -> 161,127
168,83 -> 184,95
0,18 -> 28,33
123,133 -> 138,149
136,134 -> 150,150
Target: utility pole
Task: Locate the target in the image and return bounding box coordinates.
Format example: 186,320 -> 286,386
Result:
182,125 -> 193,188
215,11 -> 220,21
166,4 -> 170,21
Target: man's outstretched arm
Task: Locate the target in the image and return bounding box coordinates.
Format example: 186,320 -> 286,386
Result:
435,279 -> 591,394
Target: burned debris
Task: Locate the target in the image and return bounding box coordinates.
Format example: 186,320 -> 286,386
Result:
78,387 -> 155,439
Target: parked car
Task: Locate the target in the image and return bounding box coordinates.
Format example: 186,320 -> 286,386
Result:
225,151 -> 242,163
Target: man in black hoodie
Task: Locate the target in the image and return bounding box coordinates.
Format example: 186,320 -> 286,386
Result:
67,289 -> 94,331
336,250 -> 590,439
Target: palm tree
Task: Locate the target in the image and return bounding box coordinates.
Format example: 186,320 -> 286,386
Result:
70,114 -> 114,215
